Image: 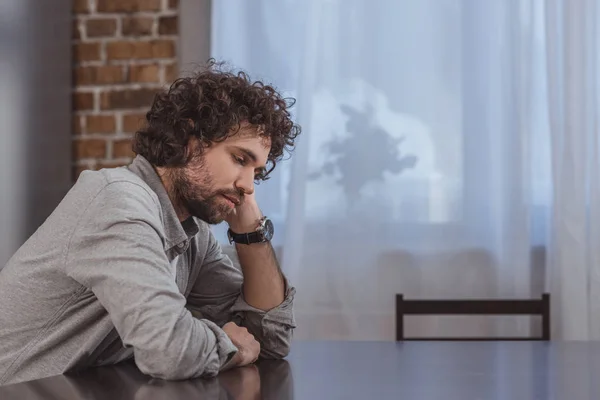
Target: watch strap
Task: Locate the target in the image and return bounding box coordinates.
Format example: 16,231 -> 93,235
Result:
228,229 -> 262,245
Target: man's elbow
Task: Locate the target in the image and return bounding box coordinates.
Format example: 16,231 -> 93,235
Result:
135,358 -> 184,380
136,360 -> 179,380
261,344 -> 290,359
273,344 -> 291,359
260,333 -> 292,359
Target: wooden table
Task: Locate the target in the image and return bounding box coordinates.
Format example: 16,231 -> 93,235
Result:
1,341 -> 599,399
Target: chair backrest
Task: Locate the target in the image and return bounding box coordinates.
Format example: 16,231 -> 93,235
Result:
395,293 -> 550,341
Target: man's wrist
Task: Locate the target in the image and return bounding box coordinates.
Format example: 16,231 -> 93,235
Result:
228,225 -> 256,234
228,350 -> 243,367
228,215 -> 263,234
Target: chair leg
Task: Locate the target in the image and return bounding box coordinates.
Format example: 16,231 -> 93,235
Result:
396,294 -> 404,341
542,293 -> 550,340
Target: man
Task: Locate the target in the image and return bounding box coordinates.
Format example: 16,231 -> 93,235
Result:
0,61 -> 301,386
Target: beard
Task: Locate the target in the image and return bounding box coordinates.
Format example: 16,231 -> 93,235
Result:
169,164 -> 242,225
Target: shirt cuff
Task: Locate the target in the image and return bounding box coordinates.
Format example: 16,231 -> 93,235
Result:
230,276 -> 297,328
200,318 -> 239,371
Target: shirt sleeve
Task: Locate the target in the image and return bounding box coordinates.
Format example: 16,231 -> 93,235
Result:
64,181 -> 238,380
186,231 -> 296,359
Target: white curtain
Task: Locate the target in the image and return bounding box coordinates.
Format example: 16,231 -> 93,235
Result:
545,0 -> 600,340
210,0 -> 600,341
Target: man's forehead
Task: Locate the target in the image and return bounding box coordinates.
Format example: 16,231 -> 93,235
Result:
229,124 -> 271,148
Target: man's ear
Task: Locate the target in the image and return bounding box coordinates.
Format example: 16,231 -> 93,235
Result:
187,118 -> 196,129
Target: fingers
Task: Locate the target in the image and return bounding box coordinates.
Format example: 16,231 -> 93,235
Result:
222,322 -> 261,366
250,337 -> 260,363
240,336 -> 260,366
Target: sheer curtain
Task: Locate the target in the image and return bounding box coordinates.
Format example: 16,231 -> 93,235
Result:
545,0 -> 600,340
210,0 -> 600,340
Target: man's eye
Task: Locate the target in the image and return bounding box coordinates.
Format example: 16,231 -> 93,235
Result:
233,155 -> 246,165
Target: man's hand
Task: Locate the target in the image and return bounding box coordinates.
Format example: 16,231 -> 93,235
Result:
225,193 -> 263,234
223,322 -> 260,367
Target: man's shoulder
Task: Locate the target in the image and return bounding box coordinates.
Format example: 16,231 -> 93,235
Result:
73,166 -> 161,214
77,165 -> 156,196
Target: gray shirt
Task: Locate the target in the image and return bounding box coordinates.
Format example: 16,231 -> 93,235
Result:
0,155 -> 295,386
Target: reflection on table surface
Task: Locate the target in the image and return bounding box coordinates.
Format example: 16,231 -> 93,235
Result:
0,358 -> 291,400
4,341 -> 600,400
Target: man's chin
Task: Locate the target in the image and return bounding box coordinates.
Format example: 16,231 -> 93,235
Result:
193,210 -> 231,225
195,215 -> 223,225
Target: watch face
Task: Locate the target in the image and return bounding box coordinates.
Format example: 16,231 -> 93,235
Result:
261,218 -> 274,241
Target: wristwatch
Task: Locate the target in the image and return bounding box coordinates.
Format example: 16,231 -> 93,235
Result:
227,216 -> 274,245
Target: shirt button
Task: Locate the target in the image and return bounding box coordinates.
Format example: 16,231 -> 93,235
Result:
177,243 -> 185,249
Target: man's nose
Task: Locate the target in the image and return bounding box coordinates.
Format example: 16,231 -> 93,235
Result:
235,171 -> 255,195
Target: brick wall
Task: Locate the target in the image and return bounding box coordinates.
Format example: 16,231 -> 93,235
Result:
72,0 -> 179,179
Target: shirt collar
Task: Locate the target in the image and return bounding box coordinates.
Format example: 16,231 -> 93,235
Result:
127,155 -> 199,251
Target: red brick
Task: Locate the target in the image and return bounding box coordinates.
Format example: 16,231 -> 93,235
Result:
100,89 -> 158,110
73,42 -> 101,63
164,63 -> 178,82
106,40 -> 175,60
73,92 -> 94,111
152,40 -> 176,58
158,16 -> 177,35
93,66 -> 124,84
122,113 -> 146,133
72,116 -> 83,135
75,66 -> 125,85
73,0 -> 89,13
112,139 -> 135,158
85,115 -> 116,133
96,0 -> 161,12
106,41 -> 151,60
86,18 -> 117,38
74,139 -> 107,159
122,16 -> 154,36
129,64 -> 160,83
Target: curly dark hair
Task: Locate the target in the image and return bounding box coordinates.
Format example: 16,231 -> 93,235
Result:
132,60 -> 301,179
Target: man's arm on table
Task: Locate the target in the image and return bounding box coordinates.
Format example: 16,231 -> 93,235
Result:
65,182 -> 237,379
187,232 -> 296,360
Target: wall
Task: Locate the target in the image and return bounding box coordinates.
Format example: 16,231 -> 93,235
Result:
178,0 -> 211,76
72,0 -> 179,178
0,1 -> 72,267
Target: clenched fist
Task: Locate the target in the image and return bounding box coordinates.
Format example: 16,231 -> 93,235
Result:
222,322 -> 261,367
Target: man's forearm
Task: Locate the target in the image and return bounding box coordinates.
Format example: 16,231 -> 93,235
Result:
235,242 -> 285,311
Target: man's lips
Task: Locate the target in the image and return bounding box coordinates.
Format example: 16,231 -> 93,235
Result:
222,194 -> 241,206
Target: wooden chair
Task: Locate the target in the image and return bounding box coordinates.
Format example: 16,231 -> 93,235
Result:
396,293 -> 550,341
